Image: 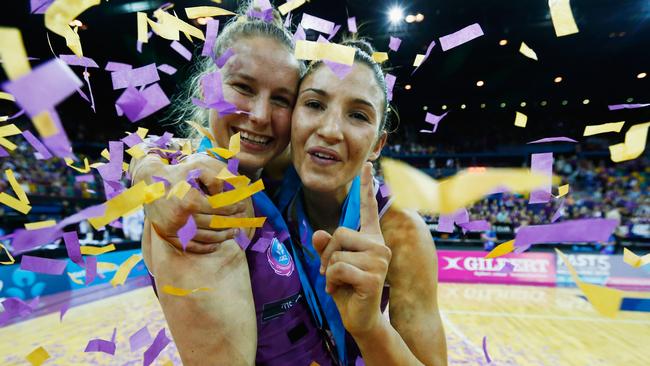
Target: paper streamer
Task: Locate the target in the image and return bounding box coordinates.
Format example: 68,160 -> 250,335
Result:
26,346 -> 50,366
529,153 -> 553,204
439,23 -> 484,51
519,42 -> 538,60
549,0 -> 579,37
130,326 -> 152,352
295,40 -> 356,65
608,122 -> 650,162
208,179 -> 264,208
623,248 -> 650,268
109,253 -> 143,287
514,218 -> 618,252
178,216 -> 197,251
143,328 -> 171,366
20,255 -> 68,275
161,285 -> 212,296
279,0 -> 306,15
210,216 -> 266,229
381,158 -> 546,215
80,244 -> 116,256
514,111 -> 527,128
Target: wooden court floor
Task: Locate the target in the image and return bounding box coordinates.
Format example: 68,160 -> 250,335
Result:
1,282 -> 649,365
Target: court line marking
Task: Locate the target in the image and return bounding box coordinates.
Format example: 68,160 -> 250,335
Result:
439,311 -> 484,356
443,310 -> 650,324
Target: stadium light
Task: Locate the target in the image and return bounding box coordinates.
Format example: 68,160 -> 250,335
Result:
554,76 -> 563,83
415,13 -> 424,22
388,7 -> 404,24
476,80 -> 484,87
638,72 -> 647,79
499,39 -> 508,46
520,102 -> 527,107
626,97 -> 634,102
461,104 -> 466,109
405,14 -> 415,23
441,104 -> 448,110
582,99 -> 590,105
404,84 -> 412,90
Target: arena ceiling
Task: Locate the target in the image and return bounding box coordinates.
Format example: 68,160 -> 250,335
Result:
2,0 -> 649,151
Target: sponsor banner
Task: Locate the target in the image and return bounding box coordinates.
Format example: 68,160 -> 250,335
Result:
556,253 -> 650,290
437,250 -> 556,286
0,249 -> 147,300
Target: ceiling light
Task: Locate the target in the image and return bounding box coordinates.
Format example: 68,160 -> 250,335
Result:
461,104 -> 466,109
500,102 -> 507,108
476,80 -> 484,87
441,104 -> 447,110
554,76 -> 563,83
562,100 -> 568,106
404,84 -> 412,90
415,13 -> 424,22
520,102 -> 526,107
388,7 -> 404,24
405,15 -> 415,23
582,99 -> 590,105
499,39 -> 508,46
480,103 -> 486,109
540,100 -> 548,106
626,97 -> 634,103
637,72 -> 647,79
423,106 -> 428,111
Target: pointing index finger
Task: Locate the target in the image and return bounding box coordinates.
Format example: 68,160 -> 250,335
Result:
359,162 -> 381,235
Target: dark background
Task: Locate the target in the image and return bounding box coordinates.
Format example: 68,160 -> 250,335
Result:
1,0 -> 648,156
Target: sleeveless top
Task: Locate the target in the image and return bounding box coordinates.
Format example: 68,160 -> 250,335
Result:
275,166 -> 393,366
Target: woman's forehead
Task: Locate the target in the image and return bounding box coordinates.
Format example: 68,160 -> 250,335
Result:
302,63 -> 384,105
224,37 -> 300,80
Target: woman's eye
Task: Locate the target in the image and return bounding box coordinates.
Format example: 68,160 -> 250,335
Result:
350,111 -> 370,122
233,83 -> 254,94
305,100 -> 324,110
271,96 -> 291,108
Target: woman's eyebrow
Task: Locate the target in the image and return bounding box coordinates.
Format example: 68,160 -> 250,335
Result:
299,88 -> 327,96
351,98 -> 377,111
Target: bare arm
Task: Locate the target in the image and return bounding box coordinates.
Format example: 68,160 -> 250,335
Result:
381,207 -> 447,366
132,151 -> 257,365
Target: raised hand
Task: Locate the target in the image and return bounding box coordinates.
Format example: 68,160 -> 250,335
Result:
140,153 -> 251,253
312,162 -> 392,336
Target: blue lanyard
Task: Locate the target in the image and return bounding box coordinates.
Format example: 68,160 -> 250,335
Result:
280,166 -> 361,366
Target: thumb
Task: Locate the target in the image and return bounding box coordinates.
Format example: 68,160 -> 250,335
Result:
312,230 -> 332,256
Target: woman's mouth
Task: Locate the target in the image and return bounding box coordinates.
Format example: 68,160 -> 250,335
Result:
232,128 -> 273,151
307,147 -> 341,166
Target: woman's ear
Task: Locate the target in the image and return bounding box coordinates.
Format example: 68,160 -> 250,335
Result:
367,131 -> 388,161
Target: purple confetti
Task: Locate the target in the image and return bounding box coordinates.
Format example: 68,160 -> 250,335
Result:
0,297 -> 36,326
411,39 -> 437,75
111,63 -> 159,90
323,60 -> 353,80
234,230 -> 251,251
157,64 -> 177,75
551,198 -> 566,223
0,146 -> 9,157
458,220 -> 491,232
170,41 -> 192,61
527,137 -> 577,144
2,59 -> 82,117
514,218 -> 618,252
59,301 -> 70,321
105,61 -> 132,72
151,176 -> 171,188
63,231 -> 84,266
121,132 -> 144,147
116,87 -> 148,122
439,23 -> 484,52
178,216 -> 197,251
608,103 -> 649,111
379,183 -> 391,198
21,130 -> 52,160
389,36 -> 402,52
202,19 -> 220,58
20,255 -> 68,275
227,158 -> 239,174
85,256 -> 97,285
385,73 -> 396,101
251,237 -> 272,253
31,0 -> 54,13
247,8 -> 274,22
84,330 -> 116,355
59,54 -> 99,68
216,48 -> 235,69
129,325 -> 152,352
499,262 -> 514,274
327,24 -> 341,41
347,17 -> 357,33
143,328 -> 171,366
293,25 -> 306,42
153,132 -> 173,148
301,13 -> 335,34
529,153 -> 553,204
420,111 -> 449,133
482,336 -> 492,363
75,174 -> 94,183
132,83 -> 170,122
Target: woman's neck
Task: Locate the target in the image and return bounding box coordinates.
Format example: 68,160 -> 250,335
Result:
302,183 -> 351,235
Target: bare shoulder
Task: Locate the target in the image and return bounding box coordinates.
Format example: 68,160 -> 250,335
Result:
380,206 -> 433,251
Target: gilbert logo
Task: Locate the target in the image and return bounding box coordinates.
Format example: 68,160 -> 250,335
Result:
442,257 -> 463,270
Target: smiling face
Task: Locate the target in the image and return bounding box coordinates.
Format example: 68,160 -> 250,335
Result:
291,62 -> 387,194
210,36 -> 301,176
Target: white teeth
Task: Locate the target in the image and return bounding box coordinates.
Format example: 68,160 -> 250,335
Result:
313,152 -> 335,160
239,130 -> 271,144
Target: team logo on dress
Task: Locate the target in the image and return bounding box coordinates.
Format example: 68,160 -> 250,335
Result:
266,238 -> 294,277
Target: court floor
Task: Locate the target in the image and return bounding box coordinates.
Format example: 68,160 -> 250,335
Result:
1,282 -> 649,365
